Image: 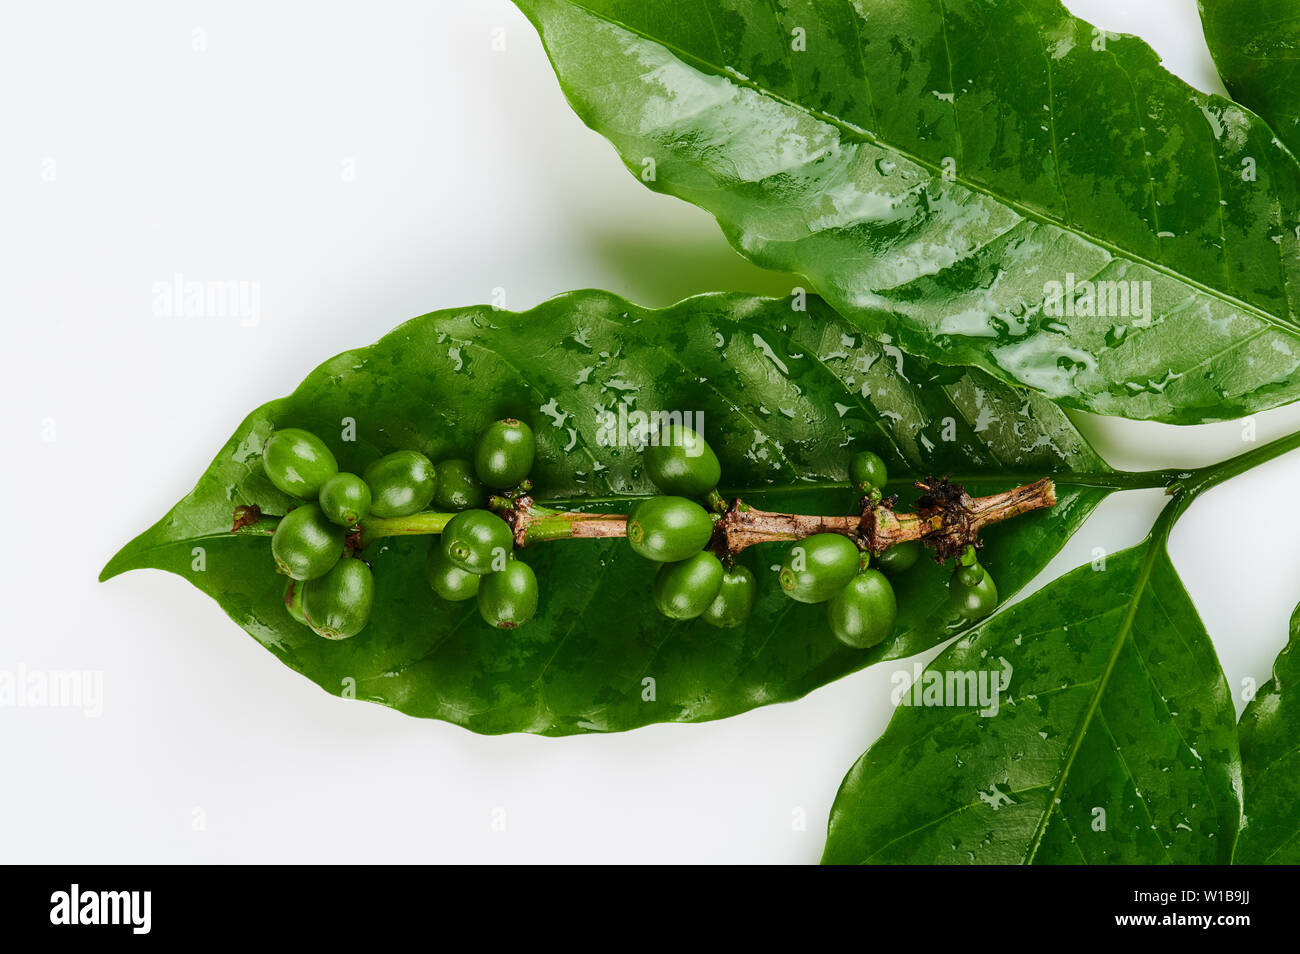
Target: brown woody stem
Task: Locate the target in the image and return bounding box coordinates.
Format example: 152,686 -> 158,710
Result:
235,477 -> 1057,562
504,477 -> 1056,560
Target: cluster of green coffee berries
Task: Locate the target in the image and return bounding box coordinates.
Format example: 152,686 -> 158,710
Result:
622,425 -> 756,628
264,419 -> 540,640
424,419 -> 539,630
265,416 -> 999,646
628,434 -> 997,649
775,451 -> 913,649
625,433 -> 909,647
948,544 -> 998,621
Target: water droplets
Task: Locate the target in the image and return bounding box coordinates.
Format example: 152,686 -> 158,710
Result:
539,397 -> 568,428
751,333 -> 790,375
1122,368 -> 1182,395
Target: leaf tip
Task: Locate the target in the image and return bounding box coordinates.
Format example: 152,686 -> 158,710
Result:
99,542 -> 140,583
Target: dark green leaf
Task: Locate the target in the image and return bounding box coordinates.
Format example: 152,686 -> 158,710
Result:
516,0 -> 1300,424
1200,0 -> 1300,157
1235,602 -> 1300,863
104,291 -> 1147,735
823,521 -> 1241,863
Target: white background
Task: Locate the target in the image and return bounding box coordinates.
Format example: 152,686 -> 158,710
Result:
4,0 -> 1300,864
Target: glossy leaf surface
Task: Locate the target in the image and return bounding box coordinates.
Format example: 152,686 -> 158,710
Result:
104,291 -> 1142,735
1200,0 -> 1300,157
1235,602 -> 1300,863
517,0 -> 1300,423
823,524 -> 1241,863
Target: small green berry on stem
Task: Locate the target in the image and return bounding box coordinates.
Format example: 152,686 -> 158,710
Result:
426,545 -> 481,601
263,428 -> 338,499
432,458 -> 488,512
779,533 -> 861,604
949,569 -> 998,621
475,419 -> 536,490
272,504 -> 346,581
652,551 -> 725,620
442,509 -> 514,574
478,560 -> 539,629
644,424 -> 721,497
364,450 -> 437,517
626,496 -> 714,563
849,450 -> 888,493
701,565 -> 757,629
319,472 -> 372,527
303,557 -> 374,640
827,568 -> 897,649
874,540 -> 921,575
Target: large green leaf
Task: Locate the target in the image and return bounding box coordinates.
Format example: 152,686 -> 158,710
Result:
516,0 -> 1300,424
1200,0 -> 1300,157
823,516 -> 1241,864
103,290 -> 1149,735
1235,602 -> 1300,862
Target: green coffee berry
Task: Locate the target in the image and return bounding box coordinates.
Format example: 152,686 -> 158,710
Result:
644,424 -> 721,497
874,539 -> 922,575
701,565 -> 757,629
263,428 -> 338,499
626,495 -> 714,562
478,559 -> 539,629
364,450 -> 437,517
955,563 -> 986,588
475,419 -> 535,490
319,472 -> 372,527
432,458 -> 488,512
442,509 -> 514,574
779,533 -> 861,604
827,568 -> 897,649
303,557 -> 374,640
849,450 -> 888,492
950,569 -> 998,621
652,551 -> 725,620
283,578 -> 308,625
272,504 -> 346,581
425,545 -> 481,602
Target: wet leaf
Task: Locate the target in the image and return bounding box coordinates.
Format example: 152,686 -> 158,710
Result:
823,520 -> 1241,864
516,0 -> 1300,423
103,291 -> 1149,734
1235,602 -> 1300,863
1200,0 -> 1300,157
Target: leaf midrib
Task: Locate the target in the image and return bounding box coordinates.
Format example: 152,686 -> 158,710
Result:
1022,532 -> 1167,862
544,471 -> 1161,509
538,1 -> 1298,338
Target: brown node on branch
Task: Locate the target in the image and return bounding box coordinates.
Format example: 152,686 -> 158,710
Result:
912,476 -> 1057,562
503,494 -> 532,546
231,504 -> 263,533
913,478 -> 978,562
